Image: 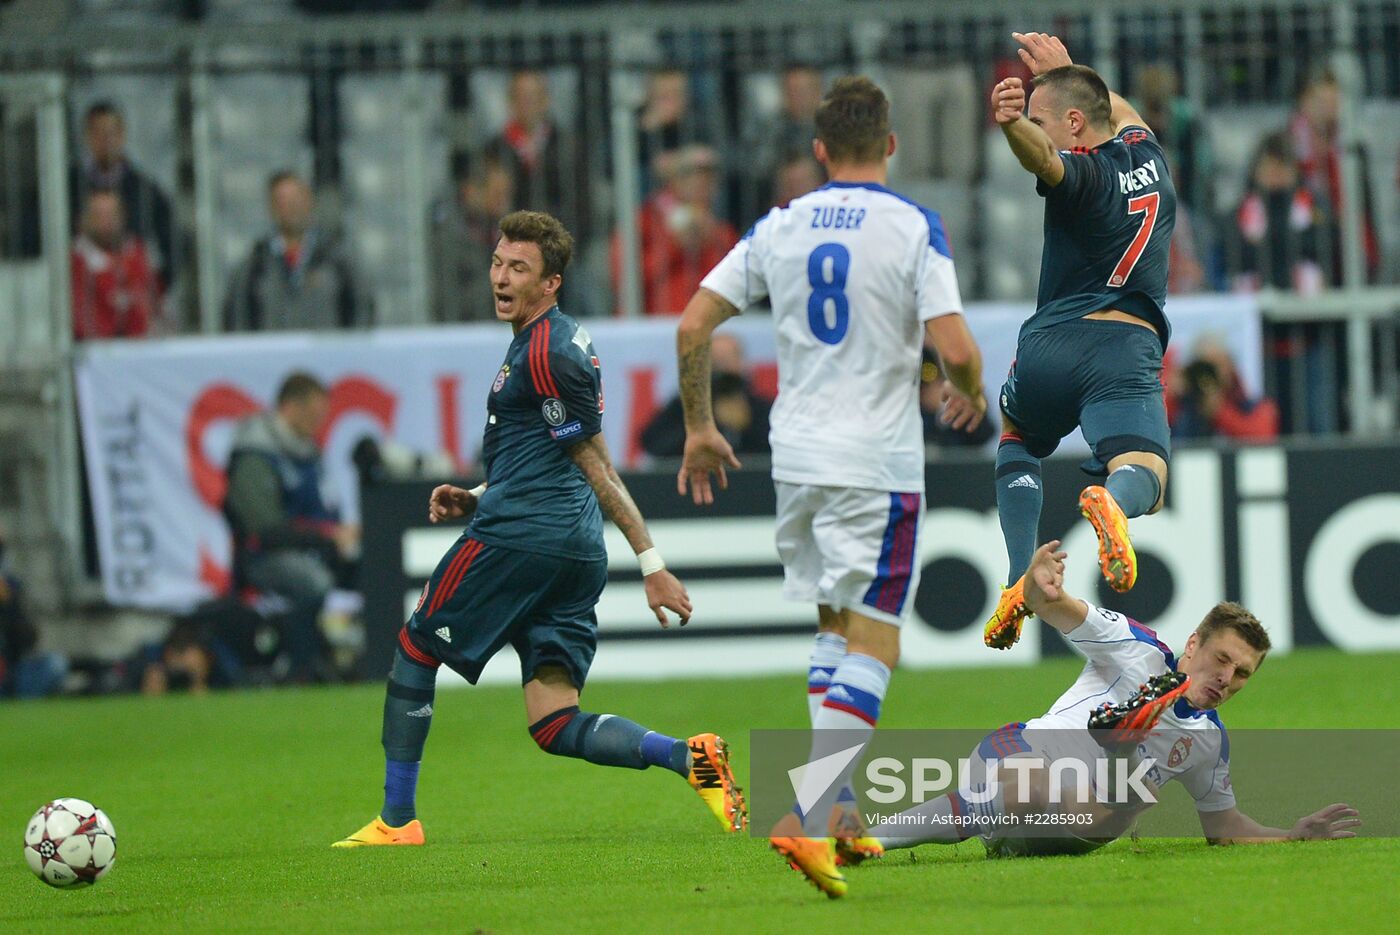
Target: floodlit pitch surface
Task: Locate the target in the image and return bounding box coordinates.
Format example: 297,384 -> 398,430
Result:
2,648 -> 1396,933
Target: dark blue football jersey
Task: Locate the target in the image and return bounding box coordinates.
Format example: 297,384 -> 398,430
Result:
1027,125 -> 1177,348
467,306 -> 606,561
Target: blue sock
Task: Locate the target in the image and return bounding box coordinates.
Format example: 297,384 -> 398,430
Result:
996,436 -> 1043,583
642,731 -> 692,777
382,760 -> 421,827
1104,464 -> 1161,518
379,638 -> 439,826
530,707 -> 689,777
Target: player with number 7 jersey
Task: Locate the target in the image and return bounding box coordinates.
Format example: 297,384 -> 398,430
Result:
673,76 -> 987,898
983,32 -> 1179,654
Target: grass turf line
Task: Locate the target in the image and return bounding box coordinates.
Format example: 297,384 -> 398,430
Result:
0,647 -> 1395,933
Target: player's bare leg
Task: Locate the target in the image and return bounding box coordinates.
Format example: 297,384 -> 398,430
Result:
1081,451 -> 1168,592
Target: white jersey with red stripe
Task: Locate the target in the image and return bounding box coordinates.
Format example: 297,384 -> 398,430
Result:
700,181 -> 964,492
1023,605 -> 1235,812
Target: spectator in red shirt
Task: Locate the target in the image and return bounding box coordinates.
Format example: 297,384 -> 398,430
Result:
613,145 -> 737,315
1168,336 -> 1279,442
1233,132 -> 1323,294
70,189 -> 162,340
1289,68 -> 1381,283
484,71 -> 592,245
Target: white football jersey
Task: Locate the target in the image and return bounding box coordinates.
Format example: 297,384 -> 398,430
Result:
1024,605 -> 1235,813
700,182 -> 963,492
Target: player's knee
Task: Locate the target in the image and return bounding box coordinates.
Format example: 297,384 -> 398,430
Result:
1143,463 -> 1168,514
817,605 -> 847,636
528,705 -> 581,755
395,628 -> 442,673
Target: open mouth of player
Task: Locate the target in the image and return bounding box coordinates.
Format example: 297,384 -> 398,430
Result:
495,292 -> 514,313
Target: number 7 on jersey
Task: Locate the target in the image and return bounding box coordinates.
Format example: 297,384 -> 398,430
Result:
1107,192 -> 1159,289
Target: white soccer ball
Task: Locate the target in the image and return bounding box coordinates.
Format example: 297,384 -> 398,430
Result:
23,799 -> 117,888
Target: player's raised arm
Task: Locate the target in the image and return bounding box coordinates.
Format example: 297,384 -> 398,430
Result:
567,432 -> 693,628
675,287 -> 743,505
1012,31 -> 1149,134
1021,540 -> 1090,633
991,77 -> 1065,187
1198,803 -> 1361,846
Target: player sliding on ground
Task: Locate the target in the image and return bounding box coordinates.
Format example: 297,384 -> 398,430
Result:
860,541 -> 1361,859
675,76 -> 986,898
985,32 -> 1178,651
333,211 -> 746,848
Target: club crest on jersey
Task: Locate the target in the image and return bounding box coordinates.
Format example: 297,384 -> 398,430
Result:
542,397 -> 567,426
493,364 -> 510,393
413,582 -> 429,613
1167,736 -> 1193,768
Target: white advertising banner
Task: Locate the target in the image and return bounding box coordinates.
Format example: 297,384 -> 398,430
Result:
74,294 -> 1261,611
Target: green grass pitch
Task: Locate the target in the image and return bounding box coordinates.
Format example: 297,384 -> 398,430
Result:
2,648 -> 1397,933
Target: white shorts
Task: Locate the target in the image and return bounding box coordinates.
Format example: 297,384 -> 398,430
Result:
774,481 -> 924,627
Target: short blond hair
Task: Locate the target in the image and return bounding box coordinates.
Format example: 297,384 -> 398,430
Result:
1194,602 -> 1271,655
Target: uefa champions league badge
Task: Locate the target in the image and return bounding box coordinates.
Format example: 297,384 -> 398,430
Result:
493,364 -> 510,392
542,398 -> 567,426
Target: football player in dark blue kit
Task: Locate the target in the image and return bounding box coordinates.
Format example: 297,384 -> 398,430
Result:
984,32 -> 1178,651
334,211 -> 747,847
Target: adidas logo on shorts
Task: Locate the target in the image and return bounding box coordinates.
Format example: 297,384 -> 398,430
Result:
1008,474 -> 1040,490
435,626 -> 452,642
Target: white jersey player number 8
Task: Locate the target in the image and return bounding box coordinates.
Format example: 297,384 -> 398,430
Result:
808,243 -> 851,344
698,181 -> 963,493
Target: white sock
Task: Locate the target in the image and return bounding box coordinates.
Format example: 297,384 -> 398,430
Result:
806,631 -> 847,723
874,792 -> 978,849
806,631 -> 859,819
793,652 -> 890,837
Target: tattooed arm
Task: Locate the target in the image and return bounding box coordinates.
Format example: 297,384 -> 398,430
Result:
568,433 -> 693,627
675,287 -> 743,505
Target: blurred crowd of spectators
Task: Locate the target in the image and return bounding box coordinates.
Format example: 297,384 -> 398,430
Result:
60,58 -> 1396,447
55,61 -> 1396,341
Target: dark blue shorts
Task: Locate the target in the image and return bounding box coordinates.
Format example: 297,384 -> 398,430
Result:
406,533 -> 607,688
998,320 -> 1170,474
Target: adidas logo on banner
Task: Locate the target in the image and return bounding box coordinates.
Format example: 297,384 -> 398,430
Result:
406,703 -> 433,718
435,626 -> 452,642
1008,474 -> 1040,490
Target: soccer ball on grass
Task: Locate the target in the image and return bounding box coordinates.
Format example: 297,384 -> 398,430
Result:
23,798 -> 116,887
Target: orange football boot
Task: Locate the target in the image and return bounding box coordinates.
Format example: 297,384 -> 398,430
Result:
1079,485 -> 1137,592
331,816 -> 425,848
984,576 -> 1030,650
